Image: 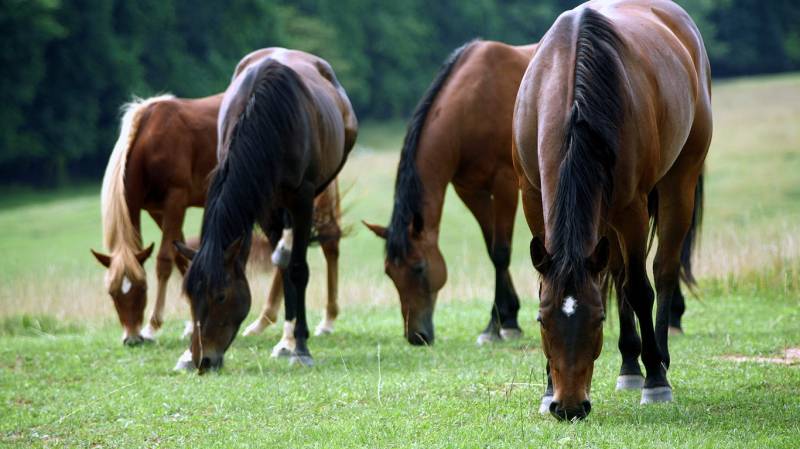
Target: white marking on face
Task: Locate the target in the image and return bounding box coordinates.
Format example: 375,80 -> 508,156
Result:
562,296 -> 577,317
121,276 -> 132,294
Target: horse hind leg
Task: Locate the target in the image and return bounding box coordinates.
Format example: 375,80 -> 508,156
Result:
314,234 -> 339,336
490,172 -> 522,341
243,268 -> 283,337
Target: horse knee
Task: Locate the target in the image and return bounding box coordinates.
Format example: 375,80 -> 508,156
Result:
289,262 -> 310,289
321,239 -> 339,260
491,245 -> 511,270
156,255 -> 173,280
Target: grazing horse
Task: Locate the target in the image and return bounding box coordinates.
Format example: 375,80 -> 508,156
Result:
174,48 -> 357,372
91,94 -> 220,345
513,0 -> 711,420
92,94 -> 343,346
364,40 -> 537,345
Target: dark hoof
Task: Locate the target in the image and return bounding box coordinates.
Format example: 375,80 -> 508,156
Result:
288,352 -> 314,367
123,335 -> 144,347
616,374 -> 645,391
641,386 -> 673,404
500,327 -> 523,341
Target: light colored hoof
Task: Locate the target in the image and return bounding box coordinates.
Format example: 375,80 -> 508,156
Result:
500,328 -> 523,341
288,353 -> 314,367
539,395 -> 554,415
616,374 -> 645,391
140,324 -> 160,341
476,331 -> 501,346
669,326 -> 684,336
641,386 -> 673,404
242,319 -> 270,337
314,321 -> 334,336
181,321 -> 193,340
173,350 -> 194,372
271,341 -> 294,358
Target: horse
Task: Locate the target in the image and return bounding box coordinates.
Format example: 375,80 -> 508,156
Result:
92,94 -> 344,346
364,40 -> 537,346
173,48 -> 357,372
513,0 -> 711,419
91,94 -> 220,345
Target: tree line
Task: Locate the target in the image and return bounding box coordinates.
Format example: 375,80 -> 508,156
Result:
2,0 -> 798,186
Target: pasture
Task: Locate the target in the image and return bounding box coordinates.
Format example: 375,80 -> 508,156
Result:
1,74 -> 799,447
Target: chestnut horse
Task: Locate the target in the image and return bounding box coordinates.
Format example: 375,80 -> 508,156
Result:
174,48 -> 357,372
92,93 -> 342,346
364,40 -> 537,345
513,0 -> 711,419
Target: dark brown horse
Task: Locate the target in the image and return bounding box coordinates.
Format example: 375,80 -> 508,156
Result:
92,94 -> 343,346
174,48 -> 357,372
364,40 -> 537,345
513,0 -> 711,419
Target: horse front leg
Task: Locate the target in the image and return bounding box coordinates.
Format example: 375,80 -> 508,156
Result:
285,182 -> 315,366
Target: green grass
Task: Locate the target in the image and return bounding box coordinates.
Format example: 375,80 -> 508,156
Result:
1,73 -> 799,447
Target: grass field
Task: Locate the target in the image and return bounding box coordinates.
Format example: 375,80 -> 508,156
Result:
1,74 -> 799,447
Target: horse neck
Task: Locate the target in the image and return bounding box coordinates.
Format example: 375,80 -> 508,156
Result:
415,142 -> 458,243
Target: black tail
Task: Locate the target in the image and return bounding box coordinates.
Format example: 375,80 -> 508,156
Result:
386,39 -> 479,262
681,173 -> 704,286
549,9 -> 624,287
187,60 -> 311,297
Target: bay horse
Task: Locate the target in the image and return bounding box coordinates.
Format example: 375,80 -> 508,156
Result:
513,0 -> 711,419
364,40 -> 537,346
92,94 -> 343,346
174,48 -> 357,372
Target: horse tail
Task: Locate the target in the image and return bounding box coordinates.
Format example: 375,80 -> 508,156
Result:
100,94 -> 174,281
680,171 -> 704,286
549,9 -> 624,283
386,39 -> 479,261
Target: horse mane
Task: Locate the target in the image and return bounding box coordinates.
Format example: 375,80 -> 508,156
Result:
100,94 -> 174,286
185,60 -> 311,298
386,39 -> 478,262
549,8 -> 623,290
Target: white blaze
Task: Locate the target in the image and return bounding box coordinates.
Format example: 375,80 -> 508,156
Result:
121,276 -> 132,294
562,296 -> 577,317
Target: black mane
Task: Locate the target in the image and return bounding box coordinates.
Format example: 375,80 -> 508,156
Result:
549,8 -> 623,290
386,39 -> 478,262
185,60 -> 311,299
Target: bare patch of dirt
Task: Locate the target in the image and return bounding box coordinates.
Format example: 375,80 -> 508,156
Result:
720,347 -> 800,365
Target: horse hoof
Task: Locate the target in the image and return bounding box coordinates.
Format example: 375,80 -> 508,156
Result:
500,328 -> 523,341
314,319 -> 334,336
616,374 -> 645,391
476,331 -> 501,346
289,353 -> 314,367
242,320 -> 269,337
668,326 -> 684,336
641,386 -> 673,404
271,346 -> 293,358
140,324 -> 160,341
173,350 -> 194,372
539,395 -> 554,415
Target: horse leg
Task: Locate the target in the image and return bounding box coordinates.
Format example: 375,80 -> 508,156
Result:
314,236 -> 339,336
142,192 -> 188,340
490,170 -> 522,341
243,267 -> 284,336
453,186 -> 503,345
670,284 -> 686,335
615,200 -> 670,403
285,183 -> 315,366
539,361 -> 555,414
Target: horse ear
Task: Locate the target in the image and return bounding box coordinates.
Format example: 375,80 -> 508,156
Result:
136,243 -> 155,264
224,237 -> 245,267
173,240 -> 197,262
362,220 -> 388,239
91,249 -> 112,268
587,237 -> 610,275
530,236 -> 552,274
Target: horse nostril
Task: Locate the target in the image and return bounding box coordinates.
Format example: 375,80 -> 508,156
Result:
408,331 -> 433,346
582,400 -> 592,416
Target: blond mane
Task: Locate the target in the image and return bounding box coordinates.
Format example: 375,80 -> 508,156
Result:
100,94 -> 174,289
